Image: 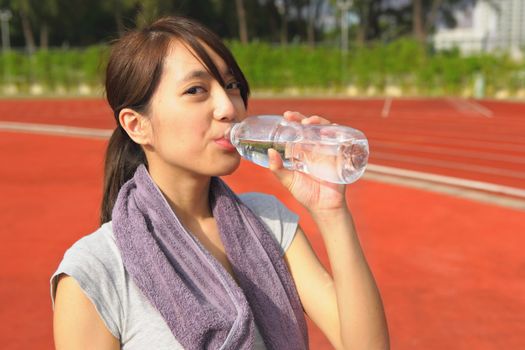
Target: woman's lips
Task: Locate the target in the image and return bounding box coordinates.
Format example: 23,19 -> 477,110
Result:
214,137 -> 237,152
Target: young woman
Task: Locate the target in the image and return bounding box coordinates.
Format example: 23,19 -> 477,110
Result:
51,16 -> 389,350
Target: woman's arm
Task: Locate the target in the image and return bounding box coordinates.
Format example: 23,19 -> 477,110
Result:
269,111 -> 389,350
285,216 -> 389,350
53,274 -> 120,350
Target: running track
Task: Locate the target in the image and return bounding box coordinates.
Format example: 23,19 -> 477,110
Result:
1,98 -> 524,349
1,97 -> 524,191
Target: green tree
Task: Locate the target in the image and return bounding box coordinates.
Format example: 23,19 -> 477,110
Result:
34,0 -> 58,49
101,0 -> 136,37
10,0 -> 35,53
329,0 -> 475,45
235,0 -> 248,43
133,0 -> 174,28
411,0 -> 476,43
307,0 -> 324,47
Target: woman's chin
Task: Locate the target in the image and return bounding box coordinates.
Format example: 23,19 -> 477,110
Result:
210,153 -> 240,175
217,157 -> 241,176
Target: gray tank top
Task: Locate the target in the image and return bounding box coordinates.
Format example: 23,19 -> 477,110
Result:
50,192 -> 299,350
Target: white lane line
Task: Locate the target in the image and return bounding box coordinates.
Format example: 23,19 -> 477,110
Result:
446,97 -> 472,115
446,98 -> 493,117
371,140 -> 525,164
372,152 -> 525,180
366,163 -> 525,199
464,99 -> 493,118
368,131 -> 524,153
381,97 -> 392,118
0,121 -> 112,139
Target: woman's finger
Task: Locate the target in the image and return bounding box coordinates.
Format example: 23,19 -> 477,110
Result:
301,115 -> 331,125
283,111 -> 306,122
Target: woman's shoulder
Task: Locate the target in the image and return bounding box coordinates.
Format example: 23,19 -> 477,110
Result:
50,222 -> 125,339
238,192 -> 299,254
58,222 -> 122,269
238,192 -> 295,217
51,222 -> 123,288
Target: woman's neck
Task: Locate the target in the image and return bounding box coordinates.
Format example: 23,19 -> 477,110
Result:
147,162 -> 213,225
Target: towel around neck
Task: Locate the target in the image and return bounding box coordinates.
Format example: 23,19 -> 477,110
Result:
112,164 -> 308,349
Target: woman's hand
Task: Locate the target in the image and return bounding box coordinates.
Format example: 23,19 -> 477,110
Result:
268,111 -> 348,214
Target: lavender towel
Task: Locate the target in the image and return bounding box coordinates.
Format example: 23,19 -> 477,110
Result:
112,165 -> 308,349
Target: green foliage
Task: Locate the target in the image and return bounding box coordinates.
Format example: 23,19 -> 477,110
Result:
0,38 -> 524,96
0,50 -> 28,85
79,45 -> 109,85
229,41 -> 342,91
233,39 -> 525,96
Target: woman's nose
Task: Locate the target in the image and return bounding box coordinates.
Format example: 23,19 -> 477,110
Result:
212,89 -> 237,122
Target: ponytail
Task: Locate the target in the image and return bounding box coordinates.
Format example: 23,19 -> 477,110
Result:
100,126 -> 146,224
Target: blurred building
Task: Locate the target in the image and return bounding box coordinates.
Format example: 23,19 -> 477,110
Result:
433,0 -> 525,58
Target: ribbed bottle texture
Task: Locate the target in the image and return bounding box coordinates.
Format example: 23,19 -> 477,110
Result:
228,115 -> 369,184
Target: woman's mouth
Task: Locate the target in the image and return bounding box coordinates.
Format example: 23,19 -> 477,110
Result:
214,137 -> 237,152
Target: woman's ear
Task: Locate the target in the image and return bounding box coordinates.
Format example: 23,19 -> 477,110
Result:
119,108 -> 152,146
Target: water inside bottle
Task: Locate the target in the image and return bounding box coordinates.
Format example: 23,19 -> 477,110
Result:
234,139 -> 293,169
234,138 -> 368,184
290,139 -> 368,183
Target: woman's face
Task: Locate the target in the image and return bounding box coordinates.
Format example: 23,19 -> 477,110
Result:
144,39 -> 247,178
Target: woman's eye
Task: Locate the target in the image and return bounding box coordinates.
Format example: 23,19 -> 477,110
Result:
226,81 -> 241,90
185,86 -> 206,95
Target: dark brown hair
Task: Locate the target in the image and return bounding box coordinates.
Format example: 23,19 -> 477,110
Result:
100,16 -> 250,224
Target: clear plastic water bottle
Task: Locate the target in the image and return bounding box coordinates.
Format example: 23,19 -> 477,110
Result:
227,115 -> 369,184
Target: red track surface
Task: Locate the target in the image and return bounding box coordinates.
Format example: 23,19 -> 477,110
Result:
1,97 -> 524,189
1,98 -> 524,349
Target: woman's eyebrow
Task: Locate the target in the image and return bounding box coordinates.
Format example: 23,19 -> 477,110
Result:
178,70 -> 211,84
179,67 -> 233,84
